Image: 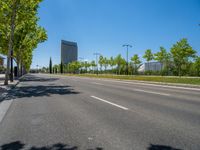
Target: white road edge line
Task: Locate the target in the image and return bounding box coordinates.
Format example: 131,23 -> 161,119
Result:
91,96 -> 129,110
63,75 -> 200,91
133,89 -> 171,96
101,79 -> 200,91
91,82 -> 104,85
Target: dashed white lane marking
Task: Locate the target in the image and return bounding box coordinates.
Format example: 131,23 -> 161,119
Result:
91,96 -> 129,110
0,100 -> 13,123
91,82 -> 104,86
132,89 -> 171,96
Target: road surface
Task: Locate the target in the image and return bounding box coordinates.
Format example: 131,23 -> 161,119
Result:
0,74 -> 200,150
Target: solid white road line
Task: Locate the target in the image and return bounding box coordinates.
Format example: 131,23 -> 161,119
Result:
0,99 -> 13,123
63,75 -> 200,91
90,96 -> 129,110
101,79 -> 200,91
44,74 -> 200,91
91,82 -> 104,86
132,89 -> 171,96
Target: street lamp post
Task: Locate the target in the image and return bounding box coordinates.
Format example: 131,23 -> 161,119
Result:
93,53 -> 101,75
123,44 -> 132,75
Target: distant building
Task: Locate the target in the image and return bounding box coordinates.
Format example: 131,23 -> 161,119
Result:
138,62 -> 163,72
0,55 -> 5,67
61,40 -> 78,64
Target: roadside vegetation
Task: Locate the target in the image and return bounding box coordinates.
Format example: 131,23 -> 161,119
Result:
36,38 -> 200,85
0,0 -> 47,85
66,74 -> 200,85
42,38 -> 200,78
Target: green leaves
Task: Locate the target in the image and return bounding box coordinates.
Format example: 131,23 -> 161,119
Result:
170,38 -> 196,76
131,54 -> 141,74
131,54 -> 141,65
0,0 -> 47,74
143,49 -> 154,62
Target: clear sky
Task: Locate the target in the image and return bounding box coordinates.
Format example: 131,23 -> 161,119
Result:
31,0 -> 200,68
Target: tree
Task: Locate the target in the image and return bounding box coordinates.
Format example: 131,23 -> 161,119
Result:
75,61 -> 81,73
60,61 -> 63,74
115,54 -> 126,75
194,56 -> 200,76
98,55 -> 104,72
1,0 -> 20,84
90,60 -> 96,73
49,57 -> 52,74
14,24 -> 47,76
84,61 -> 90,73
68,61 -> 81,73
0,0 -> 46,84
170,38 -> 196,76
103,57 -> 109,72
143,49 -> 154,71
131,54 -> 141,74
154,47 -> 171,74
109,56 -> 115,73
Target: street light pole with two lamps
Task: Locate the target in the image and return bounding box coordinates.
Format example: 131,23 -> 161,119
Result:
123,44 -> 132,75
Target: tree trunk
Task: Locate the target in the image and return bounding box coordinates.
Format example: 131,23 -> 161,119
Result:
10,50 -> 14,82
17,61 -> 20,77
4,0 -> 18,85
20,61 -> 23,76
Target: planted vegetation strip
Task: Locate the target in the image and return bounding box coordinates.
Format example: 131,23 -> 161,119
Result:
64,74 -> 200,85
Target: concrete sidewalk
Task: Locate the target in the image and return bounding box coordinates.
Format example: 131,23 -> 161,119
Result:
0,74 -> 19,102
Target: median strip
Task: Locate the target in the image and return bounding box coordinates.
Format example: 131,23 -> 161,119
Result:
90,96 -> 129,110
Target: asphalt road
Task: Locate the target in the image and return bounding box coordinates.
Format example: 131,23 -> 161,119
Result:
0,73 -> 200,150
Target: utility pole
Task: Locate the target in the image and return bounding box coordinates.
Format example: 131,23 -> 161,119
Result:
93,53 -> 101,75
123,44 -> 132,75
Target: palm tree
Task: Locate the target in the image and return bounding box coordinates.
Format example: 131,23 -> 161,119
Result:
109,56 -> 115,73
90,60 -> 96,73
143,49 -> 154,71
98,55 -> 104,73
115,54 -> 125,75
103,57 -> 109,73
131,54 -> 141,74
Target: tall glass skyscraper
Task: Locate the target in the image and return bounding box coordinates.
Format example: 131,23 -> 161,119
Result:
61,40 -> 78,64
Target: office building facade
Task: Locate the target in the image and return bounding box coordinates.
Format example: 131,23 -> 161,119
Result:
61,40 -> 78,64
138,62 -> 163,72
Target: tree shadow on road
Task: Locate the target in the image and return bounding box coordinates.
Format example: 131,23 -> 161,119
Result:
19,74 -> 59,82
0,74 -> 81,101
3,85 -> 80,100
148,144 -> 183,150
0,141 -> 103,150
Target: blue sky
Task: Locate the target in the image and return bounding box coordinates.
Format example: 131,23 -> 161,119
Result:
32,0 -> 200,68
